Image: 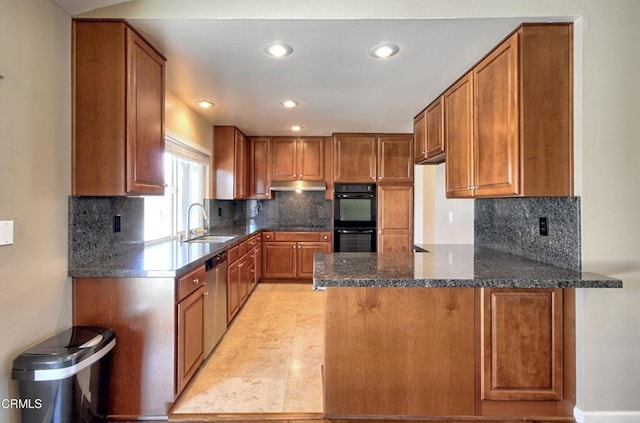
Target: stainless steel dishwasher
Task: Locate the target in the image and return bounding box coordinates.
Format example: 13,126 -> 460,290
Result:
204,251 -> 227,358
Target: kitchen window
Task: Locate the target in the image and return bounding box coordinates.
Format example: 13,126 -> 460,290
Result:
144,135 -> 210,242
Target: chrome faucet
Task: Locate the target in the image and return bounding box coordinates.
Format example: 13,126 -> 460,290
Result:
185,202 -> 210,240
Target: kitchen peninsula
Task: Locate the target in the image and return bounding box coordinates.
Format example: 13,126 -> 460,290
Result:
314,246 -> 621,421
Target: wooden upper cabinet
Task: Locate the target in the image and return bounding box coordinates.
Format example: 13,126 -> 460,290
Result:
414,97 -> 445,165
445,72 -> 475,198
425,96 -> 445,162
271,137 -> 324,181
73,19 -> 166,196
248,137 -> 271,199
377,135 -> 413,183
333,134 -> 377,182
442,23 -> 573,198
214,126 -> 247,200
413,111 -> 427,163
473,33 -> 520,197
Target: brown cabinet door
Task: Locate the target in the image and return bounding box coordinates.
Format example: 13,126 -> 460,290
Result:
377,135 -> 413,183
239,255 -> 250,303
473,34 -> 520,197
248,137 -> 271,199
126,29 -> 165,195
234,130 -> 247,199
177,286 -> 204,394
377,185 -> 413,252
413,111 -> 427,163
298,137 -> 325,181
262,242 -> 297,278
226,261 -> 240,322
444,72 -> 475,198
333,135 -> 377,182
296,242 -> 331,278
480,288 -> 563,401
271,137 -> 297,181
425,96 -> 445,161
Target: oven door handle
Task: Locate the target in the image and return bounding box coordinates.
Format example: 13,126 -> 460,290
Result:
336,193 -> 375,199
336,229 -> 375,234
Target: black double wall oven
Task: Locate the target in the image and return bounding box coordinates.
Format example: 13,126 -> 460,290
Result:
333,183 -> 377,252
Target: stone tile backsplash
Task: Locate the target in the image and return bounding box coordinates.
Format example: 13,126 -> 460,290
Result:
69,196 -> 145,267
474,197 -> 581,271
246,191 -> 332,228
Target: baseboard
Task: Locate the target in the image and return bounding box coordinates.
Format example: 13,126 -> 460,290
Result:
574,407 -> 640,423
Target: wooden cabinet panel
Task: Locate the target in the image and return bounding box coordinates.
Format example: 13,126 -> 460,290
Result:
126,29 -> 165,195
226,260 -> 240,322
474,34 -> 520,197
377,135 -> 413,183
377,185 -> 413,252
73,277 -> 176,416
177,265 -> 205,302
296,242 -> 331,278
324,288 -> 476,417
445,72 -> 475,198
334,134 -> 377,182
271,137 -> 325,182
413,111 -> 427,163
177,286 -> 204,394
214,126 -> 247,200
262,242 -> 297,278
239,255 -> 250,302
248,137 -> 271,199
271,137 -> 297,181
481,288 -> 563,401
425,96 -> 445,162
72,20 -> 166,196
298,137 -> 325,180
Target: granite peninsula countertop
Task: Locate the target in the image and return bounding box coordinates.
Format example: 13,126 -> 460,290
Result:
312,244 -> 622,289
69,224 -> 332,278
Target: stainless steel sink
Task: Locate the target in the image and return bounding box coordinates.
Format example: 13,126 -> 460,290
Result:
185,235 -> 237,243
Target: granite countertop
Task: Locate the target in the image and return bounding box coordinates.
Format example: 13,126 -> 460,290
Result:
312,244 -> 622,289
69,224 -> 332,278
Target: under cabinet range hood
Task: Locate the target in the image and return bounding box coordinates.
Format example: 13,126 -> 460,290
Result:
269,180 -> 326,192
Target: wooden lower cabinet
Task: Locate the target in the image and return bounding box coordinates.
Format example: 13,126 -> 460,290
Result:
262,231 -> 332,280
324,287 -> 575,421
176,285 -> 204,394
72,270 -> 207,419
227,236 -> 262,323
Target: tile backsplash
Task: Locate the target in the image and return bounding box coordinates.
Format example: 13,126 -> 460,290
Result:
69,196 -> 144,267
475,197 -> 581,271
246,191 -> 332,228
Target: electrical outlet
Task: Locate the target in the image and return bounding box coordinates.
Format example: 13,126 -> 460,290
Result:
539,217 -> 548,236
113,215 -> 121,233
218,208 -> 222,217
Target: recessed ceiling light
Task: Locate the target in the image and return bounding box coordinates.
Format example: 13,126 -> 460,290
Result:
264,43 -> 293,57
197,99 -> 215,109
281,100 -> 300,109
369,43 -> 400,59
289,125 -> 303,132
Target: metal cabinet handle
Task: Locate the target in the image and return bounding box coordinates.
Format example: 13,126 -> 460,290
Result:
192,278 -> 199,284
204,292 -> 209,297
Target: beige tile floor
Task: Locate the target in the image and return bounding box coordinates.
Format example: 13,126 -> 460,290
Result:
172,283 -> 324,415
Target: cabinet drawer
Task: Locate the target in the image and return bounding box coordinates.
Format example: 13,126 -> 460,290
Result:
239,239 -> 250,257
178,265 -> 205,302
262,232 -> 274,241
227,245 -> 239,264
274,231 -> 322,242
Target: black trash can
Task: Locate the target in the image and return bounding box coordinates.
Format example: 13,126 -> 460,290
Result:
11,326 -> 116,423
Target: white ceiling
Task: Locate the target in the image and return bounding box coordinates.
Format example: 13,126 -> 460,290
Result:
53,1 -> 569,136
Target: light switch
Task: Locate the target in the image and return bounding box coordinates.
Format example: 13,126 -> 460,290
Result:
0,220 -> 14,246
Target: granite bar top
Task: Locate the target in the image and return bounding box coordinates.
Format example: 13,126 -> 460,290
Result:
69,224 -> 332,278
313,244 -> 622,289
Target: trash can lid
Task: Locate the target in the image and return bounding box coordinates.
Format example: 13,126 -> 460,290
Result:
12,326 -> 115,381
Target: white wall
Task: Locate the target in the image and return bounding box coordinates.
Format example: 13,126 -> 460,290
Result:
0,1 -> 72,421
433,164 -> 474,244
